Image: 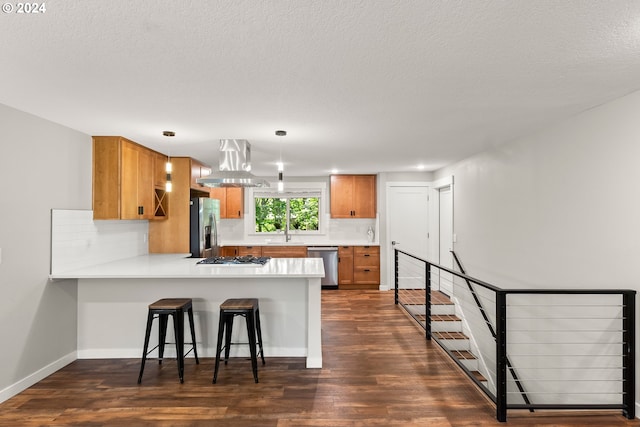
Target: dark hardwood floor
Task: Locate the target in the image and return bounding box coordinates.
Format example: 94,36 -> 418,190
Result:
0,290 -> 637,426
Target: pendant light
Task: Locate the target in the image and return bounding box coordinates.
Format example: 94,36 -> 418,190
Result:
276,130 -> 286,193
163,131 -> 175,192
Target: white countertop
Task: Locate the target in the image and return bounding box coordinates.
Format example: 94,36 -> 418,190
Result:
50,254 -> 325,280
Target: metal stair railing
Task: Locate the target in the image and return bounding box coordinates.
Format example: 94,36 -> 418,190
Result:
450,250 -> 533,412
393,248 -> 636,423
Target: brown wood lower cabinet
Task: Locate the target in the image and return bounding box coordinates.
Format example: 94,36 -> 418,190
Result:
338,246 -> 354,286
220,245 -> 379,290
237,246 -> 262,257
220,245 -> 307,258
340,245 -> 380,290
261,246 -> 307,258
220,246 -> 238,257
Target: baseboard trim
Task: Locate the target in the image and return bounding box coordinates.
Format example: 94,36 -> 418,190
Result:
0,351 -> 77,404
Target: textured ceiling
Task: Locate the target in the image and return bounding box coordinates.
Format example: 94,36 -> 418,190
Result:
2,1 -> 640,177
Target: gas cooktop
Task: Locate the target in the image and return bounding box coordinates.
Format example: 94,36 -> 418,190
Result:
196,255 -> 271,266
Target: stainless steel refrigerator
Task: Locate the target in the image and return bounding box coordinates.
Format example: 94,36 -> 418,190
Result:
189,197 -> 220,258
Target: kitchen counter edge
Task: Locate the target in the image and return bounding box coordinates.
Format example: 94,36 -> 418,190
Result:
49,254 -> 325,280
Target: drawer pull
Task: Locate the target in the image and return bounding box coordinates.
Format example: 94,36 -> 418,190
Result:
364,269 -> 370,272
364,254 -> 370,257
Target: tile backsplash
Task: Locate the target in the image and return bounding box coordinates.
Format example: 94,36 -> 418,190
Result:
51,209 -> 148,274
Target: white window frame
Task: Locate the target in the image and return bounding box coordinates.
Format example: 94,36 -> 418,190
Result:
245,181 -> 327,237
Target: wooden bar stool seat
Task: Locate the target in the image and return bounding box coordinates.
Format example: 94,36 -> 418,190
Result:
138,298 -> 199,384
213,298 -> 265,383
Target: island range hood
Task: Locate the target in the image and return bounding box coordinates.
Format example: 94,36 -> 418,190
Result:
196,139 -> 270,188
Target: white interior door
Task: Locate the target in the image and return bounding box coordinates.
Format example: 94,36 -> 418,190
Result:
386,184 -> 429,289
438,185 -> 454,296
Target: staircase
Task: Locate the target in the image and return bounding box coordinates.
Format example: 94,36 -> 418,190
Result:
407,290 -> 486,384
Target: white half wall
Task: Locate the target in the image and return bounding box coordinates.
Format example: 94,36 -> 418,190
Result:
435,88 -> 640,416
0,104 -> 91,402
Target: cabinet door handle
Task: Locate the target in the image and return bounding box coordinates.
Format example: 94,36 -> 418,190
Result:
138,206 -> 143,215
238,210 -> 241,217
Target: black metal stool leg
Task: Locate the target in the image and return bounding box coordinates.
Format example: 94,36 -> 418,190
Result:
138,310 -> 154,384
246,311 -> 259,383
187,307 -> 199,364
173,310 -> 185,383
255,307 -> 265,365
224,313 -> 234,365
158,313 -> 168,365
213,312 -> 226,384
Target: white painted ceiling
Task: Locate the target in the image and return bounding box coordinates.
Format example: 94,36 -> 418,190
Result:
2,1 -> 640,177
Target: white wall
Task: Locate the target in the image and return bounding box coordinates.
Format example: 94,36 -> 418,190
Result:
434,89 -> 640,414
51,210 -> 148,274
0,104 -> 92,402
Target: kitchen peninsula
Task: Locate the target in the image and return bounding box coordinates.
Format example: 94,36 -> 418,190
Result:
50,254 -> 325,368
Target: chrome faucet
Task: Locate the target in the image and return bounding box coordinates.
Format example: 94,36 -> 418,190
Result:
284,228 -> 292,242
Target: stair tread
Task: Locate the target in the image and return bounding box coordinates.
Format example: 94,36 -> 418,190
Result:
452,350 -> 476,360
431,291 -> 454,305
397,289 -> 455,306
433,331 -> 468,340
431,314 -> 460,321
471,370 -> 487,382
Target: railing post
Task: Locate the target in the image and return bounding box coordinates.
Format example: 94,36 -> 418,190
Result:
622,291 -> 636,419
394,249 -> 399,305
496,290 -> 507,422
425,261 -> 431,341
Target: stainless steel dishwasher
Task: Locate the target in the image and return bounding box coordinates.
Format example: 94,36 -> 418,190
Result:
307,246 -> 338,289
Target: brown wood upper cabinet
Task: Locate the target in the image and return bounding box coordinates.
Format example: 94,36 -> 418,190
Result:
210,187 -> 244,218
330,175 -> 376,218
190,159 -> 212,191
148,157 -> 214,253
93,136 -> 167,220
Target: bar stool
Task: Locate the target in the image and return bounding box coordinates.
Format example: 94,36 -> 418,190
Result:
137,298 -> 199,384
213,298 -> 265,383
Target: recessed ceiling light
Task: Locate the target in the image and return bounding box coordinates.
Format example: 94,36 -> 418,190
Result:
163,131 -> 175,137
417,164 -> 425,170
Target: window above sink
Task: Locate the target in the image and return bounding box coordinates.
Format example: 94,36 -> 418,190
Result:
246,182 -> 327,239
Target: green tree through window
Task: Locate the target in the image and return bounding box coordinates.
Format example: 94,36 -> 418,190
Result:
255,196 -> 319,232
